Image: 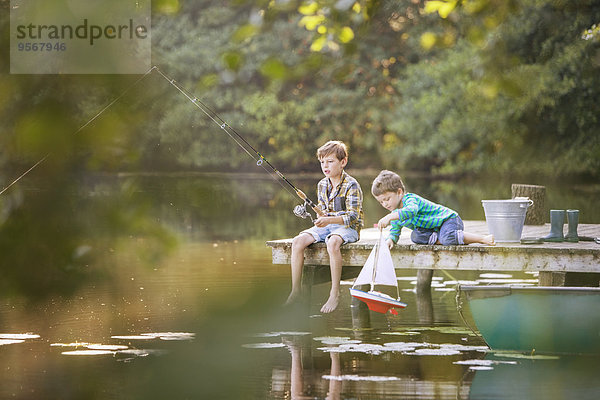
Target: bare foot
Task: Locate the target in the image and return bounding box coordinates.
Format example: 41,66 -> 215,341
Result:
320,293 -> 339,313
482,234 -> 495,246
284,290 -> 301,306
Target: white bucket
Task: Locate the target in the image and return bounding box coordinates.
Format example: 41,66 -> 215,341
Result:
481,199 -> 534,242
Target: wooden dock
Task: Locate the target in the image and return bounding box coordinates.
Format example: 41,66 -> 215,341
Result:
267,221 -> 600,287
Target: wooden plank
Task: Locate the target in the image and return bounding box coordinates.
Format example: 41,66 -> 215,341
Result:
267,221 -> 600,274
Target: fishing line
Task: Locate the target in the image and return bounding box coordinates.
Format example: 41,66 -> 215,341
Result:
0,66 -> 157,196
1,65 -> 323,220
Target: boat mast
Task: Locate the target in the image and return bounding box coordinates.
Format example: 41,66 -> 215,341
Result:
370,229 -> 383,291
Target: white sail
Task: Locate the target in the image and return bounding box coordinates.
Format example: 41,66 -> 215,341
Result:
352,245 -> 376,286
352,234 -> 398,287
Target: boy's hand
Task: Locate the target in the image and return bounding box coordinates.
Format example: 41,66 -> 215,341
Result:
377,213 -> 395,229
314,216 -> 331,227
386,238 -> 394,250
314,215 -> 344,228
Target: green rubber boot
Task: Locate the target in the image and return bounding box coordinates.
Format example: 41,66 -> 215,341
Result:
543,209 -> 565,242
565,209 -> 579,242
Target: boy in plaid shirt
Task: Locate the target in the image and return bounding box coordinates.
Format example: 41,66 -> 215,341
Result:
285,141 -> 364,313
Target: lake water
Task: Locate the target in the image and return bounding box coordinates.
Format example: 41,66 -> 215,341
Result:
1,174 -> 599,399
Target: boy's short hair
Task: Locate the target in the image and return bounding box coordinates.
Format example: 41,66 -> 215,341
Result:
317,140 -> 348,161
371,170 -> 406,196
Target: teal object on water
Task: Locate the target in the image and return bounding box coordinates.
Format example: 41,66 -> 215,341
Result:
461,285 -> 600,355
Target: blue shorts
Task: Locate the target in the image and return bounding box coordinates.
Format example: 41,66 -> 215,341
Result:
411,216 -> 465,245
301,224 -> 359,245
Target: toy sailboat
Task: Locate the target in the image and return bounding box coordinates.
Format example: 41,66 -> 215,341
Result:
349,231 -> 407,315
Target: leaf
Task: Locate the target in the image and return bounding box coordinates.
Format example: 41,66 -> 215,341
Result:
259,58 -> 289,80
231,24 -> 259,43
338,26 -> 355,43
310,35 -> 327,52
221,51 -> 244,71
298,2 -> 319,15
299,15 -> 326,31
424,0 -> 457,19
420,32 -> 437,50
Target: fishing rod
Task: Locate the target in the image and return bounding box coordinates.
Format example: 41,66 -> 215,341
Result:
1,65 -> 324,221
152,66 -> 325,221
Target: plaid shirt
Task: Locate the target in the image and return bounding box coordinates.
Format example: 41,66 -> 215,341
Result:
388,193 -> 458,243
316,171 -> 364,233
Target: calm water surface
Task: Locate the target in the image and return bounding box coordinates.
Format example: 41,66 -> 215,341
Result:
1,175 -> 599,399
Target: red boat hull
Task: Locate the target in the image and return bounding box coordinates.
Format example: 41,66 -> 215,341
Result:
349,288 -> 407,315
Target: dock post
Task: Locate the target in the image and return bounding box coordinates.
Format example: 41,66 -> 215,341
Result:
416,269 -> 433,292
351,284 -> 371,327
301,265 -> 316,300
539,271 -> 566,286
416,288 -> 434,324
511,184 -> 546,225
416,269 -> 434,323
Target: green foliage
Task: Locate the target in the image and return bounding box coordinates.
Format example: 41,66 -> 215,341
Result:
382,0 -> 600,176
142,0 -> 600,177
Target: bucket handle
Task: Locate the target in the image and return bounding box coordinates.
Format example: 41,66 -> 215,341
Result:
514,197 -> 534,208
520,199 -> 534,208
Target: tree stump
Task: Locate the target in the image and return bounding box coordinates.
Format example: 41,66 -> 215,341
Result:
511,184 -> 546,225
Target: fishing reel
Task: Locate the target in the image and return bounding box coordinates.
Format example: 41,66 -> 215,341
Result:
293,201 -> 315,223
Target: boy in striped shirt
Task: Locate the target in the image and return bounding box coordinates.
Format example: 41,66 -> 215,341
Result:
372,170 -> 494,248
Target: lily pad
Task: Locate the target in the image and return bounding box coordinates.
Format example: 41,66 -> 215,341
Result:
383,342 -> 428,352
437,344 -> 489,352
381,331 -> 420,336
117,349 -> 168,357
323,374 -> 400,382
411,348 -> 462,356
313,336 -> 361,345
268,331 -> 311,337
141,332 -> 195,341
87,344 -> 129,351
62,350 -> 115,356
0,339 -> 25,345
241,343 -> 286,349
319,343 -> 391,355
0,333 -> 40,340
51,342 -> 93,347
111,335 -> 156,340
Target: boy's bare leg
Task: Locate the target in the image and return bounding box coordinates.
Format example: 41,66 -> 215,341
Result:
321,235 -> 343,313
327,352 -> 341,399
285,233 -> 316,306
463,231 -> 495,246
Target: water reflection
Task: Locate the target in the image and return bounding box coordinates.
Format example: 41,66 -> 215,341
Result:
468,354 -> 600,400
1,175 -> 599,399
253,330 -> 478,399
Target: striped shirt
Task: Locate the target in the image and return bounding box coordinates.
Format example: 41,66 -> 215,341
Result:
388,193 -> 458,243
316,171 -> 364,233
